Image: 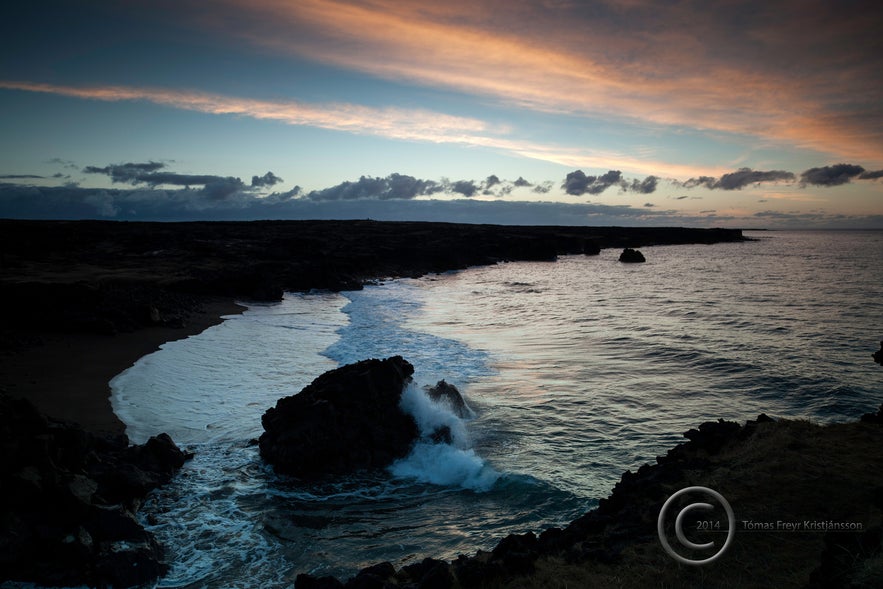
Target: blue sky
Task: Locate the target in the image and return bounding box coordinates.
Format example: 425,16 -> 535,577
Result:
1,0 -> 882,227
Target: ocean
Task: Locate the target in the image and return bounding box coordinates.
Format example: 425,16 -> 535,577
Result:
109,230 -> 883,587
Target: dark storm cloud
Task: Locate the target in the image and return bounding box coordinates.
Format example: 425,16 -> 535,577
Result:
448,179 -> 479,197
680,163 -> 883,188
799,164 -> 865,186
305,173 -> 444,201
482,175 -> 503,196
532,181 -> 553,194
626,176 -> 658,194
4,181 -> 882,227
0,174 -> 44,179
143,172 -> 244,187
82,161 -> 288,199
84,161 -> 166,183
682,176 -> 717,189
716,168 -> 795,189
200,177 -> 249,200
0,182 -> 275,220
681,168 -> 795,190
251,171 -> 284,187
563,170 -> 591,195
563,170 -> 659,196
0,181 -> 679,224
562,169 -> 624,195
303,173 -> 555,201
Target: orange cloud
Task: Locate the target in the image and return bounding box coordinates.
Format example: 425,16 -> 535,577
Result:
0,80 -> 491,140
0,80 -> 722,179
208,0 -> 882,164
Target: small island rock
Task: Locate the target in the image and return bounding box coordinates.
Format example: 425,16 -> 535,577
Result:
619,248 -> 646,263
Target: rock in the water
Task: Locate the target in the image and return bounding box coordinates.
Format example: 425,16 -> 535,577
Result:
259,356 -> 419,477
860,403 -> 883,424
619,248 -> 646,263
873,341 -> 883,365
425,380 -> 470,418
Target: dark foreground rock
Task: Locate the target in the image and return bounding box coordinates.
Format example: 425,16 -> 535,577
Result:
0,392 -> 189,587
619,247 -> 646,263
873,341 -> 883,365
298,410 -> 883,588
259,356 -> 419,477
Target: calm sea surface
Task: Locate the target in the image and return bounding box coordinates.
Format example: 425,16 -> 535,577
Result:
109,230 -> 883,587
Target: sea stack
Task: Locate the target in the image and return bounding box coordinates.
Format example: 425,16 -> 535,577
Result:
259,356 -> 419,477
619,248 -> 646,263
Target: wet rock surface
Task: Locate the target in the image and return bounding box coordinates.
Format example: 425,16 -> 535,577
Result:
425,380 -> 470,418
0,392 -> 189,587
259,356 -> 419,478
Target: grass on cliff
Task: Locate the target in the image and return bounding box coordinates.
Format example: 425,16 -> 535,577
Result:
505,418 -> 883,589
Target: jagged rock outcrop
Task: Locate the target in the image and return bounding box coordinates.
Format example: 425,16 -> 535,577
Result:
425,380 -> 470,418
0,393 -> 189,588
259,356 -> 419,477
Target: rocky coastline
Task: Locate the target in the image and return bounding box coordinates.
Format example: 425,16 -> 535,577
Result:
296,405 -> 883,589
12,219 -> 881,588
0,393 -> 190,587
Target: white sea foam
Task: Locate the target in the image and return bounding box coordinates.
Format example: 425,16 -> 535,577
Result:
391,384 -> 499,492
102,230 -> 883,588
389,442 -> 499,492
110,292 -> 348,444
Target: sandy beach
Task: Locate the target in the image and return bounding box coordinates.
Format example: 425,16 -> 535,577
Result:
0,219 -> 745,434
0,297 -> 244,433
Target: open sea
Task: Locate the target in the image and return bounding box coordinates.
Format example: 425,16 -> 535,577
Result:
108,230 -> 883,587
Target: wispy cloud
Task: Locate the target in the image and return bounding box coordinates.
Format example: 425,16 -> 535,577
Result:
210,0 -> 883,163
0,80 -> 724,178
0,80 -> 491,142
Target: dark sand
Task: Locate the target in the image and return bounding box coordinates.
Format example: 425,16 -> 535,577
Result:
0,297 -> 244,434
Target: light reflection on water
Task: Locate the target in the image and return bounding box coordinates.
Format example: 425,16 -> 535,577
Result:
406,230 -> 883,497
111,230 -> 883,586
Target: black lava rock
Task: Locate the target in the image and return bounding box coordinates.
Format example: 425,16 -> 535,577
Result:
259,357 -> 419,477
0,393 -> 189,588
425,380 -> 469,418
619,248 -> 646,263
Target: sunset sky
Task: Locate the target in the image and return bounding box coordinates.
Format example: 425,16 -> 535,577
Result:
2,0 -> 882,227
